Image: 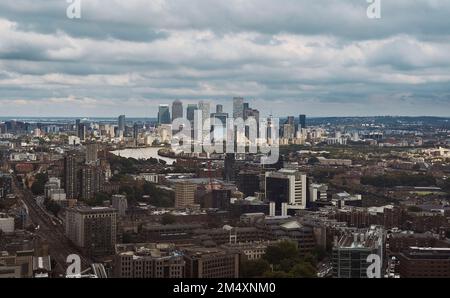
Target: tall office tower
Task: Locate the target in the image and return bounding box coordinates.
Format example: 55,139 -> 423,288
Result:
75,119 -> 81,133
77,123 -> 86,141
65,206 -> 117,256
172,100 -> 183,121
265,169 -> 308,214
64,153 -> 80,199
299,114 -> 306,130
111,194 -> 128,217
287,116 -> 295,126
216,104 -> 223,114
233,97 -> 244,119
283,123 -> 295,139
224,153 -> 236,182
132,123 -> 139,140
237,170 -> 261,197
80,164 -> 104,201
158,104 -> 171,125
85,143 -> 99,165
243,107 -> 260,138
332,227 -> 384,278
174,181 -> 197,209
114,243 -> 185,278
211,110 -> 229,142
198,101 -> 211,136
186,104 -> 198,123
118,115 -> 126,132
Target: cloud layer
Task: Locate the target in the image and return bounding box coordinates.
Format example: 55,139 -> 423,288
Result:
0,0 -> 450,117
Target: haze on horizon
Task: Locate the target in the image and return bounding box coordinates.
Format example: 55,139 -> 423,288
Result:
0,0 -> 450,118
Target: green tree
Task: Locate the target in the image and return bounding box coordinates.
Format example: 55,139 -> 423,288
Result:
289,262 -> 317,278
308,157 -> 320,165
263,241 -> 299,266
31,173 -> 48,195
87,192 -> 110,207
262,271 -> 294,278
240,259 -> 271,278
44,198 -> 61,217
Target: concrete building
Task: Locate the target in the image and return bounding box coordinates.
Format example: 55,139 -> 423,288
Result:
265,169 -> 308,214
0,213 -> 14,233
114,243 -> 185,278
64,153 -> 82,199
183,246 -> 240,278
332,226 -> 384,278
174,181 -> 197,209
0,250 -> 34,278
221,241 -> 276,261
309,183 -> 328,202
85,143 -> 99,164
398,247 -> 450,278
112,194 -> 128,217
65,207 -> 117,256
80,164 -> 104,201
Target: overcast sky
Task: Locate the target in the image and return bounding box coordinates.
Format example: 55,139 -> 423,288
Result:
1,0 -> 450,117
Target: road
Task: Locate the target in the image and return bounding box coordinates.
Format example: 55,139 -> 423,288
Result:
12,175 -> 92,276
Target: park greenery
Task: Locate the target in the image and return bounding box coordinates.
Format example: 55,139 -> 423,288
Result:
361,173 -> 436,188
31,173 -> 48,195
240,241 -> 319,278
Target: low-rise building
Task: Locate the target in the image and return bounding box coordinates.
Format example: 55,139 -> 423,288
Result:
114,243 -> 185,278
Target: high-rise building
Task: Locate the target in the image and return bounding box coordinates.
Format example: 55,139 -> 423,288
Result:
132,123 -> 139,140
77,123 -> 86,141
299,114 -> 306,130
64,153 -> 81,199
237,171 -> 260,197
174,181 -> 197,209
80,164 -> 104,201
224,153 -> 236,182
198,101 -> 211,138
75,118 -> 81,133
111,194 -> 128,217
118,115 -> 126,132
85,143 -> 99,165
114,243 -> 185,278
172,100 -> 183,121
65,207 -> 117,256
210,109 -> 229,143
332,226 -> 384,278
233,97 -> 244,119
283,123 -> 295,139
265,169 -> 308,213
216,104 -> 223,114
186,104 -> 198,124
158,105 -> 171,125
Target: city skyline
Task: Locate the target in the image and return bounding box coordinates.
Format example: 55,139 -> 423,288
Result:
1,0 -> 450,117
